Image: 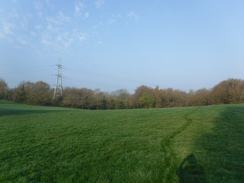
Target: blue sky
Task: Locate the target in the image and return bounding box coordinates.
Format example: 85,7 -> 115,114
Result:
1,0 -> 244,93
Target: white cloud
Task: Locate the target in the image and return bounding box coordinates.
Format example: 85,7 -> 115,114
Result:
108,18 -> 117,25
2,23 -> 14,35
41,32 -> 52,46
107,14 -> 121,25
20,15 -> 31,30
44,11 -> 70,33
40,28 -> 89,50
127,11 -> 140,21
84,12 -> 90,19
34,24 -> 43,30
78,33 -> 88,41
17,36 -> 29,45
44,0 -> 54,9
0,1 -> 91,51
34,0 -> 54,17
34,1 -> 44,18
46,24 -> 57,32
75,2 -> 86,16
0,21 -> 15,40
95,0 -> 105,8
56,32 -> 74,48
55,31 -> 88,49
0,11 -> 32,45
47,11 -> 70,25
9,8 -> 19,18
74,2 -> 89,18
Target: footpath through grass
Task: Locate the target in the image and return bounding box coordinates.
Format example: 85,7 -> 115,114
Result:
0,100 -> 243,182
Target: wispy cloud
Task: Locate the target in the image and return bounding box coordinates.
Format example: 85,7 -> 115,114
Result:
84,12 -> 90,19
56,32 -> 74,48
20,14 -> 32,30
41,32 -> 52,46
17,36 -> 30,45
0,21 -> 15,41
2,22 -> 14,36
75,2 -> 86,16
77,33 -> 88,42
46,11 -> 70,26
1,1 -> 90,51
127,11 -> 140,21
40,28 -> 88,50
0,9 -> 32,44
9,8 -> 19,18
107,14 -> 121,25
74,2 -> 90,19
44,0 -> 54,10
34,0 -> 54,18
33,5 -> 90,50
107,18 -> 117,25
34,24 -> 43,30
34,1 -> 44,18
95,0 -> 105,8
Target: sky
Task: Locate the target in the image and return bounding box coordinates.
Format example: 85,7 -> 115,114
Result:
0,0 -> 244,93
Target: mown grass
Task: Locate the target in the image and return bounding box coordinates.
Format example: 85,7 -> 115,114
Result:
0,100 -> 243,182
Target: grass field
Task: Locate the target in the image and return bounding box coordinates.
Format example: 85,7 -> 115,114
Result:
0,100 -> 243,183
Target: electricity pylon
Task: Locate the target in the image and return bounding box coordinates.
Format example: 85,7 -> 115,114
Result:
53,62 -> 63,99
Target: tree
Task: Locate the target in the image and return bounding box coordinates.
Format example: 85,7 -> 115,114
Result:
95,91 -> 108,109
0,78 -> 8,99
162,88 -> 178,107
154,86 -> 164,108
139,92 -> 155,108
23,81 -> 35,104
111,89 -> 131,109
131,85 -> 156,108
195,88 -> 211,105
32,81 -> 52,105
79,88 -> 96,109
211,78 -> 243,104
111,89 -> 131,100
62,87 -> 96,109
13,81 -> 29,103
13,81 -> 51,105
62,87 -> 81,108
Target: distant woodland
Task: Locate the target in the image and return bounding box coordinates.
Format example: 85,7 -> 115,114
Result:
0,78 -> 244,109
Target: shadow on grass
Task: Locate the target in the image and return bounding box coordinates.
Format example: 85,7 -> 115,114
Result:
194,105 -> 244,182
176,154 -> 207,183
0,101 -> 66,117
0,108 -> 64,117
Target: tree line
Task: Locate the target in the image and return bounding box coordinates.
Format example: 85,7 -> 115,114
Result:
0,78 -> 244,109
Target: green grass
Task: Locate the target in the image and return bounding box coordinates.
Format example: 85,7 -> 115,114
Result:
0,100 -> 243,182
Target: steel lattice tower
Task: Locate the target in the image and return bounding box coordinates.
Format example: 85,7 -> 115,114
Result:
53,62 -> 63,99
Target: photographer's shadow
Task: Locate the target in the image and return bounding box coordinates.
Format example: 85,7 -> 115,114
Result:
176,154 -> 208,183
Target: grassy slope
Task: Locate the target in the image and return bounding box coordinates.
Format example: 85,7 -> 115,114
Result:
0,101 -> 243,183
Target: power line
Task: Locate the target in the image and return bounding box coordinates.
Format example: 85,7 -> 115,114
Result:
1,62 -> 160,91
0,65 -> 52,74
63,66 -> 147,85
